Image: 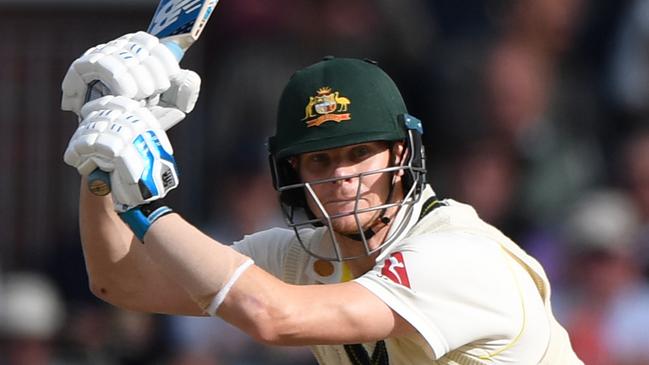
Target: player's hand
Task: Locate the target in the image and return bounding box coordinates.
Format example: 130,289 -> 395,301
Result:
63,95 -> 180,211
61,31 -> 201,130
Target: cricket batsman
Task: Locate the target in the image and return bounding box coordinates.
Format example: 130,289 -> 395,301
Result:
61,32 -> 583,364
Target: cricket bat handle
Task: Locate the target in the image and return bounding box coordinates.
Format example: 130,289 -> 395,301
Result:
87,40 -> 184,196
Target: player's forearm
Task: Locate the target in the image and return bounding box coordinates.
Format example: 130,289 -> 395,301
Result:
141,218 -> 315,344
78,178 -> 161,309
219,274 -> 403,346
79,179 -> 217,314
142,213 -> 252,312
141,214 -> 408,345
79,177 -> 135,278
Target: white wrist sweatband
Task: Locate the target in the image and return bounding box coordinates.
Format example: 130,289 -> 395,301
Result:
205,258 -> 254,316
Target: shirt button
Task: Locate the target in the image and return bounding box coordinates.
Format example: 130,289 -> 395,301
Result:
314,259 -> 335,277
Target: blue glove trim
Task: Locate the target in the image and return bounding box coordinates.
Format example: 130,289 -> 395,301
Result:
133,134 -> 159,198
119,205 -> 173,241
161,40 -> 185,62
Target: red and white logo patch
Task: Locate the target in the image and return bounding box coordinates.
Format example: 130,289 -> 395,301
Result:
381,252 -> 411,288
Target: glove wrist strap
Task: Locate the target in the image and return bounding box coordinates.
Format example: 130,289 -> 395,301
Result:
119,201 -> 173,241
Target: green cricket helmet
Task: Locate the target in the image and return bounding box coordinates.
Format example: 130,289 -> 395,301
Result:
268,57 -> 427,261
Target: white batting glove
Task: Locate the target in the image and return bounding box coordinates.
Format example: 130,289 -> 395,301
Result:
63,96 -> 180,210
61,31 -> 200,129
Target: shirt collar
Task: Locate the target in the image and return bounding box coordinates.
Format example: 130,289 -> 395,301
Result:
304,185 -> 436,283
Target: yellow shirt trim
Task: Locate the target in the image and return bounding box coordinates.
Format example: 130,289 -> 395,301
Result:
478,245 -> 527,360
341,263 -> 353,283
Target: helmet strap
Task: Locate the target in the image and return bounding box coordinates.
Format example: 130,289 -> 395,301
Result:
343,216 -> 391,242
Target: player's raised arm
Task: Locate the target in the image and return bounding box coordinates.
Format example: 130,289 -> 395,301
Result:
61,35 -> 414,343
62,33 -> 204,315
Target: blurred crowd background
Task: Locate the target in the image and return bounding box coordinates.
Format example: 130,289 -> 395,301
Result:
1,0 -> 649,364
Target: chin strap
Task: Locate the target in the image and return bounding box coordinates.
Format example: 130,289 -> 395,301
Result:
344,216 -> 391,242
343,184 -> 395,242
345,195 -> 447,242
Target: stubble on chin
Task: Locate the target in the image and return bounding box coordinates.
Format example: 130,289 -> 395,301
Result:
328,210 -> 380,235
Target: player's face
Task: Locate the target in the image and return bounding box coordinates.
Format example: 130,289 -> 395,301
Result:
296,141 -> 401,235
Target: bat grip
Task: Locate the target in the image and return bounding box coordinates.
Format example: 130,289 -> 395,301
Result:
88,169 -> 112,196
86,40 -> 185,196
86,79 -> 112,196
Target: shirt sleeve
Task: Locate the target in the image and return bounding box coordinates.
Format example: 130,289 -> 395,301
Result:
231,228 -> 296,279
354,231 -> 526,359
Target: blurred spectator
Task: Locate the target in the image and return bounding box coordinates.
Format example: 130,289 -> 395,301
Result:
109,310 -> 167,365
449,138 -> 522,236
424,0 -> 604,231
481,36 -> 604,230
610,0 -> 649,119
0,272 -> 168,365
622,128 -> 649,221
61,304 -> 118,365
620,128 -> 649,279
556,190 -> 649,365
483,41 -> 551,145
166,316 -> 315,365
499,0 -> 587,57
207,167 -> 284,244
57,298 -> 168,365
0,272 -> 67,365
166,316 -> 247,365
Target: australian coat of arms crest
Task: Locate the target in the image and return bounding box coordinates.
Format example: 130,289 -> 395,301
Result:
303,87 -> 351,127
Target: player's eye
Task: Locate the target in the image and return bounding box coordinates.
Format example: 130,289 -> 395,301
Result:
350,145 -> 372,161
298,151 -> 336,178
309,153 -> 330,165
302,153 -> 332,173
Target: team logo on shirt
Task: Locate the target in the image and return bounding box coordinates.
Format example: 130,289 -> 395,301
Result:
381,252 -> 411,288
303,86 -> 351,128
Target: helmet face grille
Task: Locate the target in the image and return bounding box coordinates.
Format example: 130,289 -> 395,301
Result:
269,127 -> 427,261
279,164 -> 426,261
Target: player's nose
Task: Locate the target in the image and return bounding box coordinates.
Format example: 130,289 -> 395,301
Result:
330,163 -> 358,183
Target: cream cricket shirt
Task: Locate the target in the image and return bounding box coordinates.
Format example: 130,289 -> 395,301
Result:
232,186 -> 583,364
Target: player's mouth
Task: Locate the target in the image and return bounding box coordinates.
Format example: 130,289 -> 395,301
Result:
323,198 -> 371,214
325,199 -> 356,208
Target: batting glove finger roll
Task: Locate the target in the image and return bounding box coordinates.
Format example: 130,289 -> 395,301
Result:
64,95 -> 179,210
61,31 -> 200,119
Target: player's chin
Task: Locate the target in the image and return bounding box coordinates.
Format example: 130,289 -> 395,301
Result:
329,211 -> 376,234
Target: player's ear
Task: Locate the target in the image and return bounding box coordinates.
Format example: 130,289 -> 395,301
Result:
288,157 -> 298,169
288,156 -> 304,181
392,142 -> 406,165
391,142 -> 408,177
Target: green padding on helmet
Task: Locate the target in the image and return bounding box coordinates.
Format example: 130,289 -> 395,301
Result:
269,57 -> 408,159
